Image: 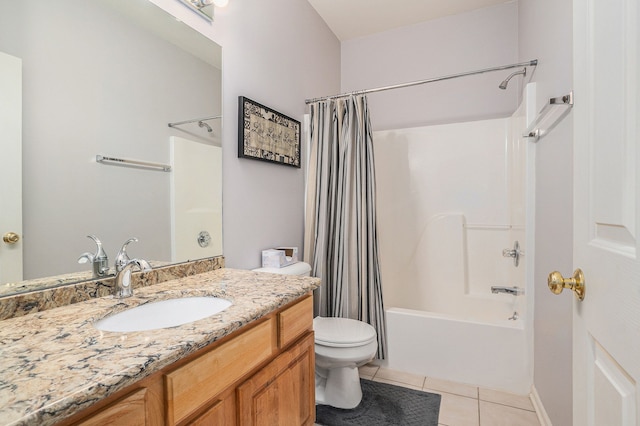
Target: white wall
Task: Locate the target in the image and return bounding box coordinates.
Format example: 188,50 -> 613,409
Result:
341,2 -> 520,131
151,0 -> 341,269
518,0 -> 574,425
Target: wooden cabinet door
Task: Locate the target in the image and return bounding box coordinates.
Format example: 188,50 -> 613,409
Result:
237,332 -> 315,426
187,392 -> 235,426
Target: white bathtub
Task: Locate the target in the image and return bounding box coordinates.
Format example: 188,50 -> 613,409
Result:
372,87 -> 537,396
379,306 -> 530,394
372,211 -> 531,394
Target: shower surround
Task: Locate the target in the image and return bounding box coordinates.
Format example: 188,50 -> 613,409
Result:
373,87 -> 535,394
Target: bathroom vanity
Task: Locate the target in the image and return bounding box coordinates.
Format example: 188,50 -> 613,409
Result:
0,267 -> 319,425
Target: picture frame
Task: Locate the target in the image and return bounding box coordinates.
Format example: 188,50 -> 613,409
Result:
238,96 -> 301,168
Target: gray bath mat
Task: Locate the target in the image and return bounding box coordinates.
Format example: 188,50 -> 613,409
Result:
316,379 -> 441,425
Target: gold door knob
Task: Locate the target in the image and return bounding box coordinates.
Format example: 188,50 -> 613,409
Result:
3,232 -> 20,244
548,268 -> 585,301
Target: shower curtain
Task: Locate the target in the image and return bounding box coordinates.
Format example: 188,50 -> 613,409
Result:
304,95 -> 387,358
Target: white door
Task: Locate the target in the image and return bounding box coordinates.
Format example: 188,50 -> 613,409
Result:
572,0 -> 640,424
0,52 -> 23,284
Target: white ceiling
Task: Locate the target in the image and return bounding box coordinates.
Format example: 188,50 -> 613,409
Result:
307,0 -> 512,41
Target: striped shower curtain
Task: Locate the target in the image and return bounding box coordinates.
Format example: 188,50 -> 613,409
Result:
304,95 -> 387,359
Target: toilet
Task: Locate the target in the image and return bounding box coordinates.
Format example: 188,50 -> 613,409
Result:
253,262 -> 378,409
313,316 -> 377,408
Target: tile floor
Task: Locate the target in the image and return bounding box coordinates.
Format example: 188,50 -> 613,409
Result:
347,364 -> 542,426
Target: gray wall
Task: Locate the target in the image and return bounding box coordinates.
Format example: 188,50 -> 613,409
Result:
341,2 -> 520,131
519,0 -> 574,424
151,0 -> 341,269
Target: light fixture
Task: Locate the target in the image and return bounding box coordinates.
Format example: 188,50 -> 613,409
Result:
213,0 -> 229,7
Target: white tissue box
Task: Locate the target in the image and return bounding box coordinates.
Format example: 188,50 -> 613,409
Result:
262,247 -> 299,268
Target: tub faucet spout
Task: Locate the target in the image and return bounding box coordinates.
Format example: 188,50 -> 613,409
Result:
491,286 -> 525,296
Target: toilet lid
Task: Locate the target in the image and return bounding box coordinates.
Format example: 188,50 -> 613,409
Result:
313,317 -> 377,348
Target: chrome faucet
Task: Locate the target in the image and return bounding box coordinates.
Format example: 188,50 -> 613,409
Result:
491,286 -> 525,296
77,235 -> 109,278
114,258 -> 152,298
115,237 -> 139,273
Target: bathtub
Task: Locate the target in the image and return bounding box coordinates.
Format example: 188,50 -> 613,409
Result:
372,96 -> 536,395
379,306 -> 530,394
372,211 -> 531,394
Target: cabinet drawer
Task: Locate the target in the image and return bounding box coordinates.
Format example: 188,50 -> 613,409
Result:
75,388 -> 147,426
278,294 -> 313,349
165,319 -> 275,425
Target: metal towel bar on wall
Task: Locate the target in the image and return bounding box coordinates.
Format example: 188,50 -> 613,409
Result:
96,155 -> 172,172
523,91 -> 573,141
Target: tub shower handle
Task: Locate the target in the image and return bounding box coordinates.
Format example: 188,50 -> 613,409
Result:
548,269 -> 585,301
502,241 -> 523,267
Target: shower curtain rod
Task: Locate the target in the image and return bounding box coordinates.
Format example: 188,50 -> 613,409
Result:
304,59 -> 538,104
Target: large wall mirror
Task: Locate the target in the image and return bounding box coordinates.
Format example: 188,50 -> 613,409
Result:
0,0 -> 223,295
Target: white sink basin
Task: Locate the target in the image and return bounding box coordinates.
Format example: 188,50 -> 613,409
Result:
94,296 -> 232,332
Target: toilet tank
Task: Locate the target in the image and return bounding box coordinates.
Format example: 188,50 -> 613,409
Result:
252,262 -> 311,276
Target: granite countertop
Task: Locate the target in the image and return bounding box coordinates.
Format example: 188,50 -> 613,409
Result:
0,268 -> 320,426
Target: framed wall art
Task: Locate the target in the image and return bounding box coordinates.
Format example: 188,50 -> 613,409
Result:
238,96 -> 301,168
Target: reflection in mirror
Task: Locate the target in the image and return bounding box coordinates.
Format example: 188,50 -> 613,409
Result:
0,0 -> 223,295
178,0 -> 216,22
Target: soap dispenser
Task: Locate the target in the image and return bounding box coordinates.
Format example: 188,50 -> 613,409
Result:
77,235 -> 109,277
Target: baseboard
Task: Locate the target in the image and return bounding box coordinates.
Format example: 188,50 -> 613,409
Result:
530,385 -> 553,426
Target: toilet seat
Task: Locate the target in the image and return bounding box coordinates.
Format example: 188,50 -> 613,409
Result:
313,317 -> 377,348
